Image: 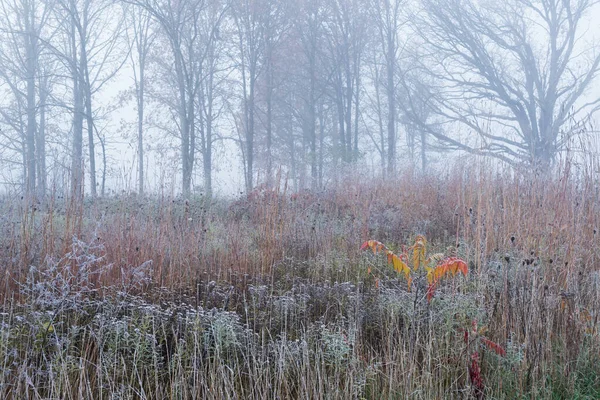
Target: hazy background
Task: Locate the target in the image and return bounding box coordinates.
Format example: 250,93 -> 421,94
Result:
1,0 -> 599,198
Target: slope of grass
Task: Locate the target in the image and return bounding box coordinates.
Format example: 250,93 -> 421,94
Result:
0,161 -> 599,399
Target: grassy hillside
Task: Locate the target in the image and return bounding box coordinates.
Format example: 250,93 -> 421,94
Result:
0,162 -> 599,399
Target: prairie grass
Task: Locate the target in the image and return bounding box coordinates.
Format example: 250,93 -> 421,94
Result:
0,159 -> 599,399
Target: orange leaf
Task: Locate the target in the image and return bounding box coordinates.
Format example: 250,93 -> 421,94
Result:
386,250 -> 394,264
425,267 -> 434,284
361,240 -> 411,290
433,263 -> 447,281
360,240 -> 388,255
390,254 -> 412,291
391,254 -> 410,276
412,236 -> 427,271
481,337 -> 506,357
448,260 -> 459,276
437,257 -> 468,279
451,257 -> 467,275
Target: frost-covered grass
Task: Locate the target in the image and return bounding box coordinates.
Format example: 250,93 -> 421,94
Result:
0,162 -> 600,398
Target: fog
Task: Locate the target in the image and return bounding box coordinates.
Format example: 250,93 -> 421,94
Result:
1,0 -> 599,198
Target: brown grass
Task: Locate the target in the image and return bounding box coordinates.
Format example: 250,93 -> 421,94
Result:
0,158 -> 599,398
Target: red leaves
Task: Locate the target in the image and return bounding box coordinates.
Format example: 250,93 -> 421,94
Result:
446,257 -> 468,276
468,352 -> 484,400
427,283 -> 436,302
481,337 -> 506,356
360,240 -> 387,254
465,333 -> 505,399
363,238 -> 503,398
361,237 -> 468,299
425,257 -> 468,301
463,320 -> 505,398
427,257 -> 468,281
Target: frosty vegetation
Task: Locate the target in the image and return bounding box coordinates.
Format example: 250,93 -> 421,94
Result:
0,0 -> 599,399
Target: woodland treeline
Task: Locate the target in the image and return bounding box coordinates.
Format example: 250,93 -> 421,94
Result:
1,0 -> 599,198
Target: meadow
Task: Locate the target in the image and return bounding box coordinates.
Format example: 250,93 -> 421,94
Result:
0,160 -> 599,399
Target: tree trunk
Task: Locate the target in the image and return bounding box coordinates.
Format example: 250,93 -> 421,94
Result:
174,49 -> 191,196
70,6 -> 84,199
309,59 -> 317,190
188,83 -> 196,194
318,102 -> 325,189
203,138 -> 212,199
289,113 -> 297,192
386,33 -> 396,175
265,47 -> 273,187
420,129 -> 427,172
246,73 -> 255,193
353,63 -> 360,161
345,60 -> 353,161
98,131 -> 107,196
25,3 -> 37,198
25,39 -> 37,198
336,73 -> 347,163
83,56 -> 96,197
137,59 -> 145,195
79,4 -> 96,198
37,75 -> 47,197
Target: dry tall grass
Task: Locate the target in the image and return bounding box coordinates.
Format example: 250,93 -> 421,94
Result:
0,158 -> 599,398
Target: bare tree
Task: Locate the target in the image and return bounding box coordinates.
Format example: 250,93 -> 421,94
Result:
232,0 -> 265,192
362,40 -> 392,174
124,4 -> 155,195
412,0 -> 600,166
322,0 -> 368,164
50,0 -> 125,198
126,0 -> 226,196
291,0 -> 327,189
36,55 -> 55,194
401,70 -> 436,171
195,0 -> 230,199
371,0 -> 405,175
0,98 -> 27,186
260,0 -> 289,187
0,0 -> 51,197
